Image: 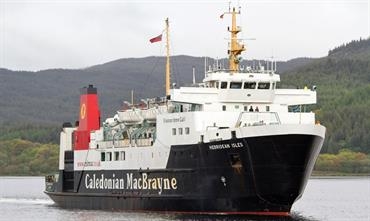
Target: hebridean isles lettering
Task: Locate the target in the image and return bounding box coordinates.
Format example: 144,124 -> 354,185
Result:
209,144 -> 230,150
209,142 -> 243,150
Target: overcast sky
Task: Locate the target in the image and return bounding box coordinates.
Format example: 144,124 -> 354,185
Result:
0,0 -> 369,71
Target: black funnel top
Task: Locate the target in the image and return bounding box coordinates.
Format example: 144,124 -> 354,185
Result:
80,85 -> 97,94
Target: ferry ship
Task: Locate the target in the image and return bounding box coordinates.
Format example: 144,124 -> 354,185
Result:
45,6 -> 326,216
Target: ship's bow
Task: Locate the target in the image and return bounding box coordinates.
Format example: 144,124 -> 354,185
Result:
244,124 -> 325,210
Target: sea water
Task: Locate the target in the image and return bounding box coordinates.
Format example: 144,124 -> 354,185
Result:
0,176 -> 369,221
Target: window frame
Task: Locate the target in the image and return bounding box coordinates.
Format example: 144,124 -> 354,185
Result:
178,128 -> 183,135
230,82 -> 242,89
220,81 -> 228,89
244,82 -> 256,89
114,151 -> 119,161
106,152 -> 112,161
257,82 -> 271,90
120,151 -> 126,161
185,127 -> 190,135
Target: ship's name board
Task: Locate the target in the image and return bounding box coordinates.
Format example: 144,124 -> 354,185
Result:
163,117 -> 185,123
77,161 -> 100,167
209,142 -> 244,150
85,173 -> 177,194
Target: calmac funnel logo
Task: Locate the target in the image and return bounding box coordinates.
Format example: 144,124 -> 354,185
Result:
80,103 -> 86,119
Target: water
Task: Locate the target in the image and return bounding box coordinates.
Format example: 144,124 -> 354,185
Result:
0,177 -> 369,221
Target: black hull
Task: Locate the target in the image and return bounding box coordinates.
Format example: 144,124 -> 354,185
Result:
46,192 -> 290,216
45,134 -> 323,215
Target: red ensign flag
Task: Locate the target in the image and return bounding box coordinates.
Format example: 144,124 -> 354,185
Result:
149,34 -> 162,43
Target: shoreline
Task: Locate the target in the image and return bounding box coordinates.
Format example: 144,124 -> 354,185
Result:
310,175 -> 370,179
312,171 -> 370,177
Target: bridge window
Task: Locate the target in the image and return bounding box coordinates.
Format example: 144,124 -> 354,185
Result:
220,82 -> 228,89
172,128 -> 176,135
230,82 -> 242,89
258,82 -> 270,89
209,81 -> 220,88
244,82 -> 256,89
222,105 -> 226,111
215,81 -> 219,88
179,128 -> 183,135
191,104 -> 202,111
101,152 -> 105,161
114,151 -> 119,161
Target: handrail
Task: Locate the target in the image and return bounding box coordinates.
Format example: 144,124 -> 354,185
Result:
235,111 -> 281,128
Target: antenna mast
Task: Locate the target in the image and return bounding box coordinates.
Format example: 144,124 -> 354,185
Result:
224,7 -> 245,74
165,18 -> 171,97
192,66 -> 196,84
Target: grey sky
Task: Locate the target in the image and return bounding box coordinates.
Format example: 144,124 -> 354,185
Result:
0,0 -> 369,71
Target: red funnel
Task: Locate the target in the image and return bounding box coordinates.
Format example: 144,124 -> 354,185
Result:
74,85 -> 101,150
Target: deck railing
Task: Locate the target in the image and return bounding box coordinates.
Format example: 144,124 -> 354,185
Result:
236,112 -> 281,127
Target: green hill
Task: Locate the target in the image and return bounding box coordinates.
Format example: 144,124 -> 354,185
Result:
328,38 -> 370,61
0,139 -> 58,175
281,38 -> 370,154
0,56 -> 312,125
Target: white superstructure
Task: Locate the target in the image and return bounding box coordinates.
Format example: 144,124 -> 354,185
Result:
57,62 -> 323,173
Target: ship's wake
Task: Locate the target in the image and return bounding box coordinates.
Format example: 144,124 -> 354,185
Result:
0,197 -> 53,205
173,212 -> 319,221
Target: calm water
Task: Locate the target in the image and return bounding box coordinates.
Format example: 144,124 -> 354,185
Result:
0,177 -> 369,221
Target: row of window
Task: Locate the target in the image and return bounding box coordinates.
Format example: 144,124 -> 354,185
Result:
172,127 -> 190,136
101,151 -> 125,162
100,149 -> 242,163
212,81 -> 274,90
222,105 -> 270,112
101,151 -> 169,162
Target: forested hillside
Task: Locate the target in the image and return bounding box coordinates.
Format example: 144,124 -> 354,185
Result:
0,56 -> 311,125
0,139 -> 58,175
281,38 -> 370,154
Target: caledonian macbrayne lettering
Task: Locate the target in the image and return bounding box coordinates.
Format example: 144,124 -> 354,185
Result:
85,173 -> 177,194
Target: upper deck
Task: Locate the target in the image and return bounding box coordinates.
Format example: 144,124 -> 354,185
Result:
170,70 -> 316,107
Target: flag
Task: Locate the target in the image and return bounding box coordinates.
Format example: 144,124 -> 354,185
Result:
149,34 -> 162,43
220,14 -> 224,19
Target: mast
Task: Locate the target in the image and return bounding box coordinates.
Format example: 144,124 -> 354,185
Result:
165,18 -> 171,97
224,7 -> 245,74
